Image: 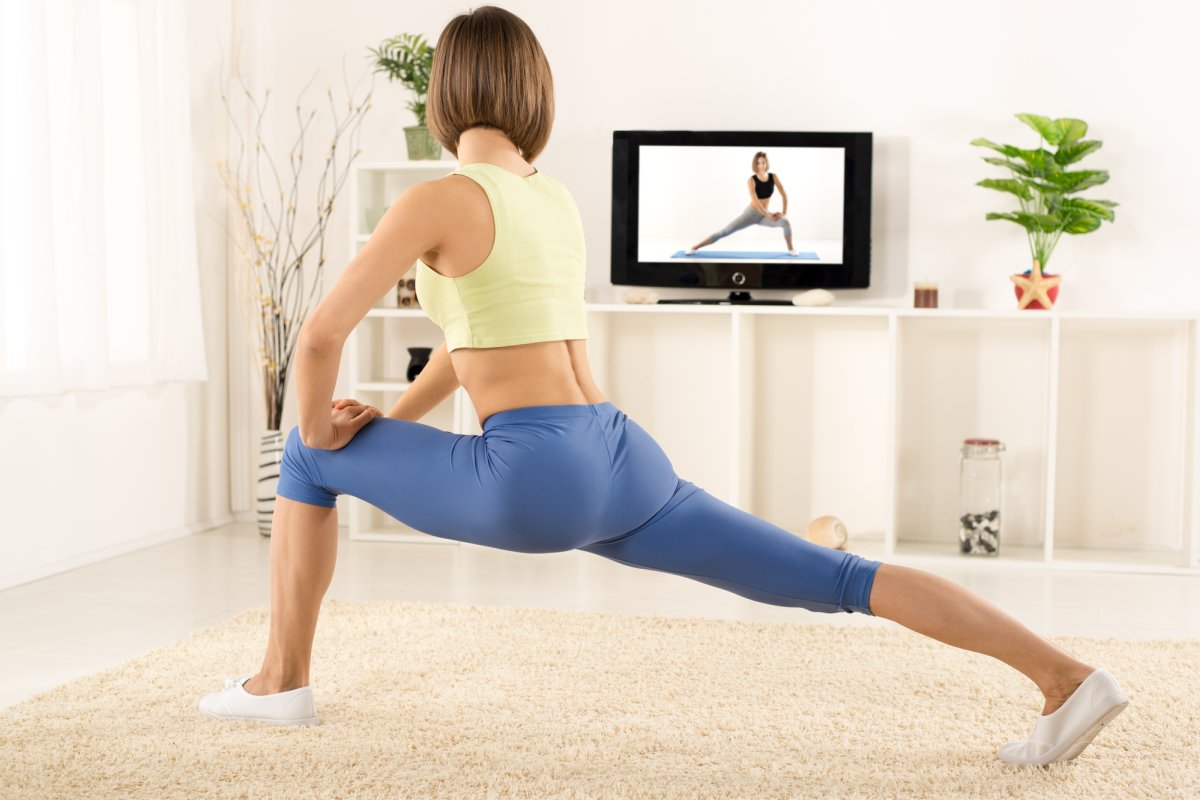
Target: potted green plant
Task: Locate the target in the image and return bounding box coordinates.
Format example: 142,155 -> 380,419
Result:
971,114 -> 1117,309
368,33 -> 440,160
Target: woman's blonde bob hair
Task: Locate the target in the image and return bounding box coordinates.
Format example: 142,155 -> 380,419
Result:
426,6 -> 555,163
752,151 -> 769,172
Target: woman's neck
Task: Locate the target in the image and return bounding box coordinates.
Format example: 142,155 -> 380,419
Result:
458,126 -> 529,170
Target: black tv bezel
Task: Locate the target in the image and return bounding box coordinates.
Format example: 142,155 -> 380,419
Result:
610,130 -> 872,291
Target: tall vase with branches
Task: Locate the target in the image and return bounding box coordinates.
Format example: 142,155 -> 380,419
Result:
216,62 -> 373,533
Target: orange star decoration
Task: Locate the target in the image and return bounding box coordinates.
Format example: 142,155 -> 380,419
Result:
1010,260 -> 1061,310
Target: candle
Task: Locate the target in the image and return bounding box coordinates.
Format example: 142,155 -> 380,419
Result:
913,282 -> 939,308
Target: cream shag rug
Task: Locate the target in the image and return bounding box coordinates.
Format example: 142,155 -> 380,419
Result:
1,599 -> 1196,800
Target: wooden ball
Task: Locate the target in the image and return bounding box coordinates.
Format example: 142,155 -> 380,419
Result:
806,515 -> 848,549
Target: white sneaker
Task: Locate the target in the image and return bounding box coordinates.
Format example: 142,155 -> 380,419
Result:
685,247 -> 697,255
198,674 -> 320,727
788,249 -> 799,256
997,667 -> 1128,765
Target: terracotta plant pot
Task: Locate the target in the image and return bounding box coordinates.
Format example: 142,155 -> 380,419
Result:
1009,260 -> 1061,310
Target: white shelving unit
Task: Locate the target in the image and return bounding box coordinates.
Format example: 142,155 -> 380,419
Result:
346,161 -> 464,543
346,163 -> 1200,575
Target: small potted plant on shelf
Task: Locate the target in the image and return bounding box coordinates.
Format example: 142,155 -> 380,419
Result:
971,113 -> 1118,310
368,32 -> 441,160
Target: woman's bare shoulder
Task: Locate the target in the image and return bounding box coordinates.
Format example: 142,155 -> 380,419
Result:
415,173 -> 491,219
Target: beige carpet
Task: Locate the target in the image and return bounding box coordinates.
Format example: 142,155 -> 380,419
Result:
1,599 -> 1196,799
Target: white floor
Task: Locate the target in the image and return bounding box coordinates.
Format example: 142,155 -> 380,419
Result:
2,520 -> 1198,709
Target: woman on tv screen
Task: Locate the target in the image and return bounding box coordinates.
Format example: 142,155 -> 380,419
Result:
686,151 -> 800,257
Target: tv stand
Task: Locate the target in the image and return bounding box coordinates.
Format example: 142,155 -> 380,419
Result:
658,291 -> 792,306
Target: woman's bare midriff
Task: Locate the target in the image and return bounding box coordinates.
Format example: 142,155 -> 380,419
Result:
420,166 -> 607,429
449,339 -> 608,429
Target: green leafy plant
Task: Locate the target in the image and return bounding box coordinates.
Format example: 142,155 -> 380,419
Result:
971,114 -> 1117,273
368,33 -> 435,126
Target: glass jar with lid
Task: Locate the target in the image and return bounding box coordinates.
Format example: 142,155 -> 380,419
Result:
959,438 -> 1005,556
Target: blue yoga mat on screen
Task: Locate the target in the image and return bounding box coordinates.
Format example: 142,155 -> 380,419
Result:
672,250 -> 818,260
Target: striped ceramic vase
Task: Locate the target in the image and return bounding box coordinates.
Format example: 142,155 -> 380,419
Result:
257,428 -> 284,536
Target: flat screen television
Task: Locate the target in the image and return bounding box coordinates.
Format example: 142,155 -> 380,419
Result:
611,130 -> 872,304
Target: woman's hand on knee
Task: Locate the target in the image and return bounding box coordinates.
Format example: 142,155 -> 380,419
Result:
307,399 -> 382,450
332,398 -> 380,414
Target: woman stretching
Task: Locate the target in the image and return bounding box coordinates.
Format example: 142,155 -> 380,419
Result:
686,152 -> 800,256
198,6 -> 1128,767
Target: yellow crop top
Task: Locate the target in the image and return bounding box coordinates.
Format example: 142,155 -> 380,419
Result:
413,161 -> 589,351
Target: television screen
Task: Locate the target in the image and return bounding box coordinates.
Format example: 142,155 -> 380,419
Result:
638,144 -> 846,265
612,131 -> 872,296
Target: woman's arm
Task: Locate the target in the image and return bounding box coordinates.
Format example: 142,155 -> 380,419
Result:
747,178 -> 770,215
294,336 -> 344,447
297,182 -> 445,446
385,339 -> 460,421
773,173 -> 788,215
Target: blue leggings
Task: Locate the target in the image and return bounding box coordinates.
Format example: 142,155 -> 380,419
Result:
276,401 -> 880,615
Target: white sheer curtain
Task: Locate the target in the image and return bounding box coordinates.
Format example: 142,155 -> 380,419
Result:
0,0 -> 207,397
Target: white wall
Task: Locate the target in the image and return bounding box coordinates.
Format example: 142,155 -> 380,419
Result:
0,1 -> 235,589
5,0 -> 1196,586
212,0 -> 1198,523
238,0 -> 1200,311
